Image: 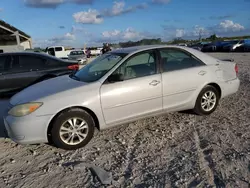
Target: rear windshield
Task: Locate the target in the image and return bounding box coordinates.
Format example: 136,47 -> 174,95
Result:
70,51 -> 85,55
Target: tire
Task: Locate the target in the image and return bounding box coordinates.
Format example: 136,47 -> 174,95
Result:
51,108 -> 95,150
193,85 -> 220,115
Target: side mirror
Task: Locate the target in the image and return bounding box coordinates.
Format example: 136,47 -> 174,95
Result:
107,73 -> 124,83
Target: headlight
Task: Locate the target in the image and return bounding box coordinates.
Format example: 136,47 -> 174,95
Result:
8,102 -> 43,117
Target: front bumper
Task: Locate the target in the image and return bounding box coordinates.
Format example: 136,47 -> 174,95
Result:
3,113 -> 53,145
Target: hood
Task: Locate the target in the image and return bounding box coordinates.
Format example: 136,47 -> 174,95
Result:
10,75 -> 87,105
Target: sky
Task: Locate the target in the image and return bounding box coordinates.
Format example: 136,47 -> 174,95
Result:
0,0 -> 250,48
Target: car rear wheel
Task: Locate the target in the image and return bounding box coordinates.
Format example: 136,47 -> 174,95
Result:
51,108 -> 95,150
193,85 -> 219,115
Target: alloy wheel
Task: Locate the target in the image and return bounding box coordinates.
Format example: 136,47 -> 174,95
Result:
201,91 -> 217,112
59,118 -> 89,145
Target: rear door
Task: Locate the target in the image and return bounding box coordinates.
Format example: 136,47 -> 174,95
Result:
0,55 -> 11,92
158,48 -> 212,110
4,55 -> 46,90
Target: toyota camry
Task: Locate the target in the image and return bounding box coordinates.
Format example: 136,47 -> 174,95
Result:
4,45 -> 240,150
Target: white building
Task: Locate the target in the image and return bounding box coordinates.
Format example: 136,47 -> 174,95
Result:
0,19 -> 32,53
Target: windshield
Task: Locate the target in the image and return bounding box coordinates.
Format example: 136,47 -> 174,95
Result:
71,52 -> 127,82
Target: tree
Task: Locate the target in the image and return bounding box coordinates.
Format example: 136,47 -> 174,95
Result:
207,34 -> 218,41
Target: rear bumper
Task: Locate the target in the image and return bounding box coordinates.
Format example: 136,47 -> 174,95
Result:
221,77 -> 240,98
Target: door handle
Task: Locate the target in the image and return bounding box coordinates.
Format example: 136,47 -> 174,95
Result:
198,70 -> 207,76
149,80 -> 160,86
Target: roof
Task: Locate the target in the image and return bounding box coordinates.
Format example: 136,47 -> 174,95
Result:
111,44 -> 219,65
111,44 -> 191,54
0,19 -> 31,42
0,51 -> 62,60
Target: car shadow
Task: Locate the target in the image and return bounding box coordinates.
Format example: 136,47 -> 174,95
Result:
178,109 -> 197,115
0,99 -> 10,138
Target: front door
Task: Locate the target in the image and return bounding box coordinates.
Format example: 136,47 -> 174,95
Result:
100,50 -> 163,125
158,48 -> 212,110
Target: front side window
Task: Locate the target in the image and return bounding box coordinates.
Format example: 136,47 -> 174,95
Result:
159,48 -> 205,72
72,53 -> 126,82
112,51 -> 157,80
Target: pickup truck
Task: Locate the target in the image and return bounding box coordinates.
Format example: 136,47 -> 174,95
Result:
45,46 -> 73,59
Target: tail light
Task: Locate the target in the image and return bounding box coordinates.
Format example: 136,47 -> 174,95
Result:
234,64 -> 238,75
68,64 -> 79,71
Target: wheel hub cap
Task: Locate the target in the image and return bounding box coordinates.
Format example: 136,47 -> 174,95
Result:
201,91 -> 216,112
59,118 -> 89,146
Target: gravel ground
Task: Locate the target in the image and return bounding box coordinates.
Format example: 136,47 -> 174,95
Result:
0,53 -> 249,188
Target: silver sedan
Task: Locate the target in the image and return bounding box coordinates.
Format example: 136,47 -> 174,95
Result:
4,45 -> 240,150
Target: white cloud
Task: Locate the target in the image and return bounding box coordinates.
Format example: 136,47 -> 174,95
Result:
217,20 -> 244,32
112,1 -> 125,15
102,30 -> 121,38
71,25 -> 87,33
123,28 -> 140,39
73,9 -> 103,24
100,1 -> 147,17
24,0 -> 64,8
164,20 -> 246,39
0,8 -> 3,12
24,0 -> 94,8
192,25 -> 211,37
38,32 -> 76,47
102,28 -> 141,41
175,29 -> 185,38
63,32 -> 76,40
152,0 -> 171,4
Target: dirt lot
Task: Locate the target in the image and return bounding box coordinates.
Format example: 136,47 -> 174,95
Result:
0,53 -> 249,188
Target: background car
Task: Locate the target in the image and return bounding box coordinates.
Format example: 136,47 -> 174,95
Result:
233,39 -> 250,52
201,41 -> 231,52
4,45 -> 240,150
67,50 -> 87,65
222,40 -> 243,52
0,52 -> 79,96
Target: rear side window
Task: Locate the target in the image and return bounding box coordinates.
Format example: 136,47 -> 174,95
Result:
19,55 -> 45,70
159,49 -> 205,72
55,47 -> 63,52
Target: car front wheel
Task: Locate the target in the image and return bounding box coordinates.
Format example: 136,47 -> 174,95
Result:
193,85 -> 219,115
51,108 -> 95,150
